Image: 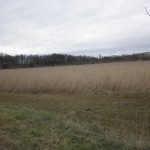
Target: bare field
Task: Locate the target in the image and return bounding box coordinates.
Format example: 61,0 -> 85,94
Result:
0,61 -> 150,93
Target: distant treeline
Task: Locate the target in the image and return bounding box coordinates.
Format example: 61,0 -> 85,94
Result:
0,52 -> 150,69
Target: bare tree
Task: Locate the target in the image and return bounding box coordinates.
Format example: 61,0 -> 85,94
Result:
145,7 -> 150,16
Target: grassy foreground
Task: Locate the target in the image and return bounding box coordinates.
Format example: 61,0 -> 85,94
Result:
0,91 -> 150,149
0,105 -> 128,150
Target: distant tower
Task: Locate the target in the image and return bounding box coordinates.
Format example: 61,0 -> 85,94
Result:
65,55 -> 68,63
99,54 -> 101,60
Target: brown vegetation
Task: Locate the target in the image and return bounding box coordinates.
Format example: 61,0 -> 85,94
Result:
0,61 -> 150,93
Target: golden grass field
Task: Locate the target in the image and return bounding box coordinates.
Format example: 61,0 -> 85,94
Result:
0,61 -> 150,93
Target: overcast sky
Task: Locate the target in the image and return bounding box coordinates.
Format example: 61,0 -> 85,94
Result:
0,0 -> 150,56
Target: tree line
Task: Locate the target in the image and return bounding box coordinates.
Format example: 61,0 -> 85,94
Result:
100,52 -> 150,63
0,52 -> 150,69
0,53 -> 99,69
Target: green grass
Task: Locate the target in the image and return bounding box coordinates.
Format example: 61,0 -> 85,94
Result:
0,104 -> 128,150
0,91 -> 150,149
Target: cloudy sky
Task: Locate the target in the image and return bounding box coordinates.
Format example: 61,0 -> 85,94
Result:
0,0 -> 150,56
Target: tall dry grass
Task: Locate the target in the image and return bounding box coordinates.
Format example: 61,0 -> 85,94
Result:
0,61 -> 150,93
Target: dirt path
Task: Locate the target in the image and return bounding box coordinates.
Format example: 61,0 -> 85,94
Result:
0,145 -> 4,150
0,145 -> 8,150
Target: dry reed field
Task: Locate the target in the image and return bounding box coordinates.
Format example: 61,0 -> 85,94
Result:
0,61 -> 150,93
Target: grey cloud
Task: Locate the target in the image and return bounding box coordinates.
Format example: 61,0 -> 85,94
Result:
0,0 -> 150,56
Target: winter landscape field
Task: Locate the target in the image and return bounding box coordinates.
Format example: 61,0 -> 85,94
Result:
0,61 -> 150,149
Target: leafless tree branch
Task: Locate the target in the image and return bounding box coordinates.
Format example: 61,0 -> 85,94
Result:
145,7 -> 150,16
